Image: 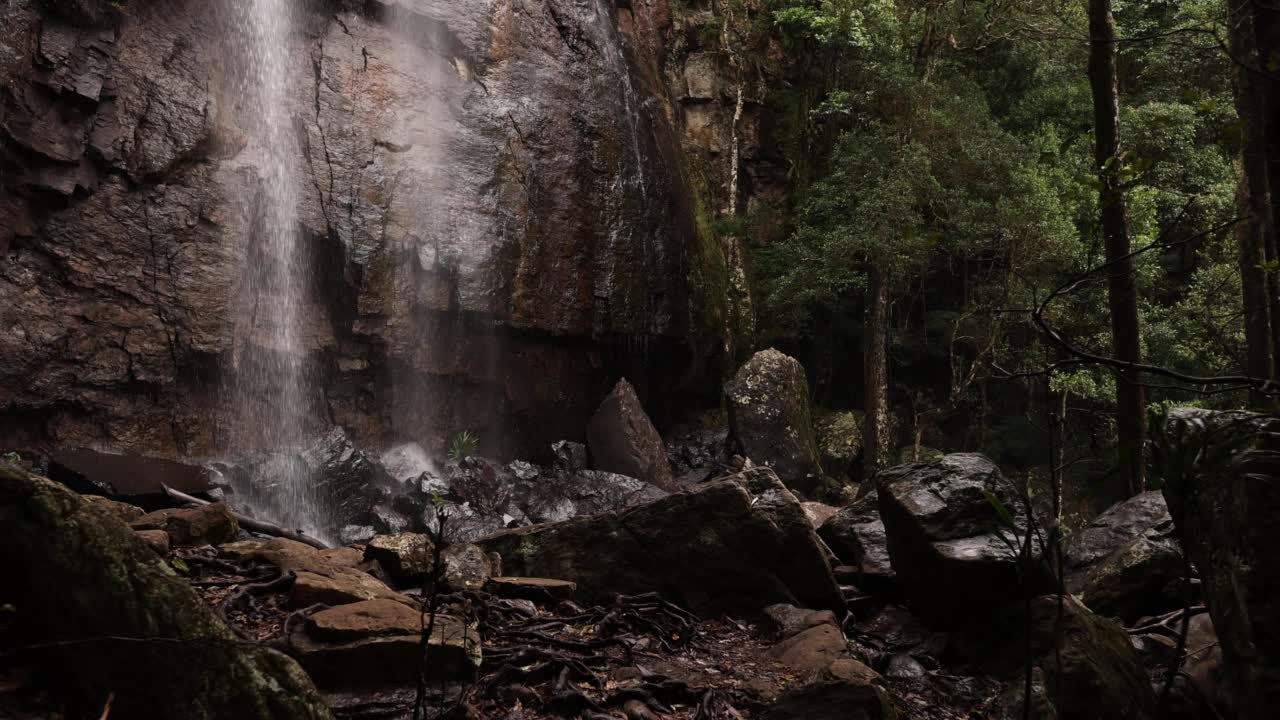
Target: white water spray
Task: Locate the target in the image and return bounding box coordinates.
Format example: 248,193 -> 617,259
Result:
226,0 -> 328,540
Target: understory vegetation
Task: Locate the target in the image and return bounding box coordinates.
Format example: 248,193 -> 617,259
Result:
722,0 -> 1280,518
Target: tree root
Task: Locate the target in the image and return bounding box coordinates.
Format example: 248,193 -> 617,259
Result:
219,568 -> 296,615
459,584 -> 773,719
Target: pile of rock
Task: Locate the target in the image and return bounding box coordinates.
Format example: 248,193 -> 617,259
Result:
1062,490 -> 1185,622
12,341 -> 1276,720
479,465 -> 845,615
0,462 -> 332,719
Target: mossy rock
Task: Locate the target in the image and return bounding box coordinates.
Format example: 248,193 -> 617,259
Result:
813,409 -> 864,478
1028,595 -> 1155,720
479,467 -> 844,615
725,349 -> 835,497
0,462 -> 332,720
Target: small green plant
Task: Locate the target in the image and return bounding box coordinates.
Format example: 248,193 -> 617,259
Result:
448,430 -> 479,464
696,21 -> 722,49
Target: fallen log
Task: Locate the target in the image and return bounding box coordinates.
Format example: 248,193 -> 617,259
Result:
162,483 -> 329,549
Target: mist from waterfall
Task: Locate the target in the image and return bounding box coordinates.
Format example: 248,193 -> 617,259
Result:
374,2 -> 502,458
223,0 -> 327,540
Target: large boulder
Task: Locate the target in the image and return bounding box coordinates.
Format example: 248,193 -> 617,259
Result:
288,599 -> 481,689
876,454 -> 1051,626
1062,491 -> 1172,569
363,532 -> 433,585
725,349 -> 833,497
1062,491 -> 1183,622
48,448 -> 212,507
818,488 -> 895,591
767,624 -> 850,675
851,604 -> 949,672
134,528 -> 172,554
665,410 -> 730,480
441,543 -> 493,592
300,427 -> 397,533
0,462 -> 332,719
1068,531 -> 1183,623
353,447 -> 674,547
813,409 -> 863,480
586,378 -> 677,491
478,467 -> 844,615
81,494 -> 145,522
518,468 -> 669,525
221,537 -> 410,608
802,501 -> 840,528
228,428 -> 396,542
129,502 -> 240,547
428,453 -> 669,539
731,467 -> 845,603
1025,595 -> 1155,720
1159,409 -> 1280,719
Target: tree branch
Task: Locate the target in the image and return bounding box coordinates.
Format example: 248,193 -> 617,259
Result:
1030,213 -> 1277,392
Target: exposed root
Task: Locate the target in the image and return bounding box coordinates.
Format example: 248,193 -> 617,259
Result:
219,568 -> 296,616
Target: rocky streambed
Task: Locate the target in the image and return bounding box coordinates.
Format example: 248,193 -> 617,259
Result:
0,424 -> 1249,719
3,359 -> 1272,719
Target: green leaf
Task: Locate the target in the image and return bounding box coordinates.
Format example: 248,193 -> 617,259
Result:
982,488 -> 1018,529
448,430 -> 479,463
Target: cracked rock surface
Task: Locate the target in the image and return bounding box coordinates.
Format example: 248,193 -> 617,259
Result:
1,0 -> 721,458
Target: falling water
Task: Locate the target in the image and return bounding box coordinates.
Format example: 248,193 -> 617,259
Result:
224,0 -> 327,540
376,3 -> 490,454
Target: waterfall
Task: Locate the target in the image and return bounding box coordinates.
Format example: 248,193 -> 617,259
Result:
374,2 -> 489,455
224,0 -> 328,540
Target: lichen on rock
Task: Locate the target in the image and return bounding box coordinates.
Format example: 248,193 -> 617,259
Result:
0,461 -> 332,719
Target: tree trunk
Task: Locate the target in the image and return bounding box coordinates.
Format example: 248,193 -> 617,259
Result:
1088,0 -> 1147,495
1254,0 -> 1280,247
863,262 -> 892,484
1246,0 -> 1280,370
1232,0 -> 1279,404
1236,176 -> 1274,406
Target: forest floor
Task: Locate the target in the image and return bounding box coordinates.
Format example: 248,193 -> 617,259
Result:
175,546 -> 1011,720
0,565 -> 1015,720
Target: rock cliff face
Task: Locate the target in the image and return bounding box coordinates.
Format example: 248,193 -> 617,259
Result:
0,0 -> 749,457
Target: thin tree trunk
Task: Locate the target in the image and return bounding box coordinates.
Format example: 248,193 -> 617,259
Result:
863,262 -> 892,485
1231,0 -> 1279,404
1265,227 -> 1280,378
1254,0 -> 1280,251
1248,0 -> 1280,372
1236,175 -> 1274,406
1088,0 -> 1146,495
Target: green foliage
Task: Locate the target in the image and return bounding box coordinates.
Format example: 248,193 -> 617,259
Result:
696,21 -> 722,48
983,488 -> 1018,531
771,0 -> 897,47
448,431 -> 479,464
740,0 -> 1252,501
760,65 -> 1074,344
